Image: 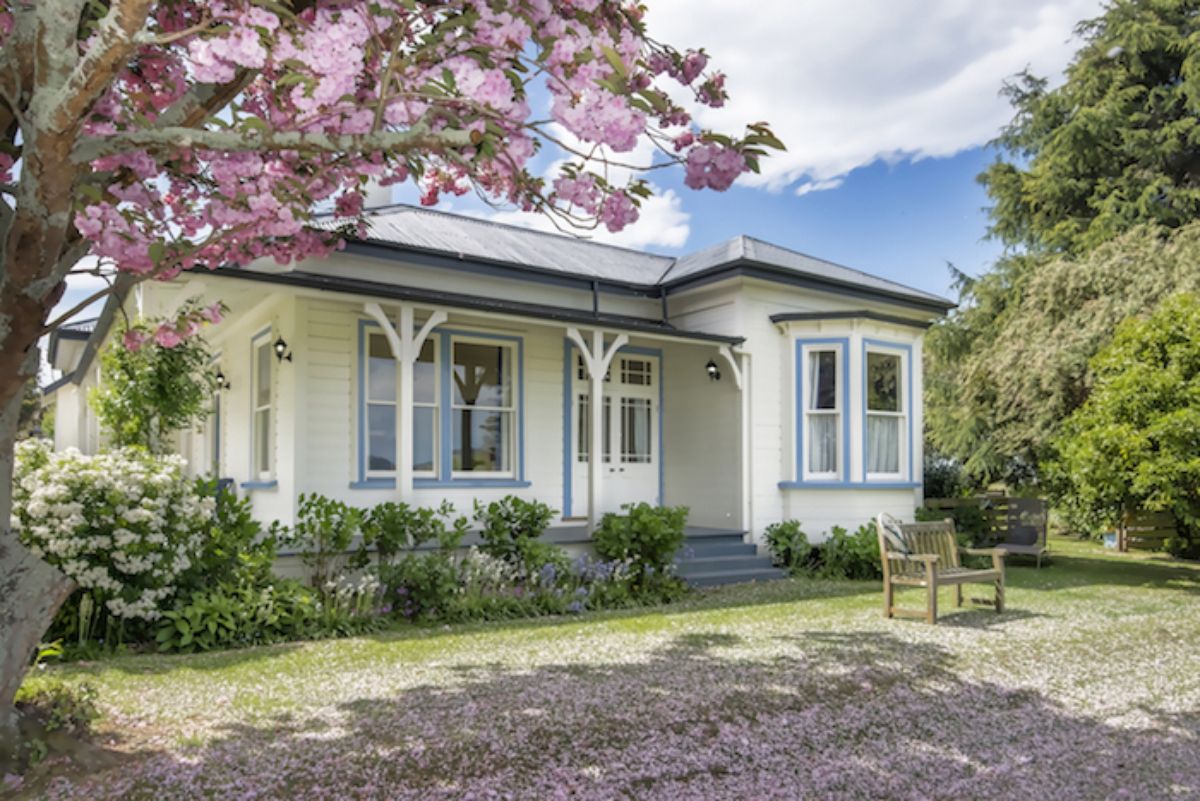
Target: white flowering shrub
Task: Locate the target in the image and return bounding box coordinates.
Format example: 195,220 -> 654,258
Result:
12,439 -> 215,622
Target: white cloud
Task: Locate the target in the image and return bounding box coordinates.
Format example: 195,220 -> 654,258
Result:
484,187 -> 691,250
644,0 -> 1105,191
794,177 -> 845,197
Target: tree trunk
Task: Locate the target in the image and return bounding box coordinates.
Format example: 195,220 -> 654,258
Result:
0,378 -> 75,747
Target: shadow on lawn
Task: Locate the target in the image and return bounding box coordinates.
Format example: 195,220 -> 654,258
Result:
1014,552 -> 1200,595
40,629 -> 1200,801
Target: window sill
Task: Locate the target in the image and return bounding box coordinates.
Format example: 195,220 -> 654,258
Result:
778,480 -> 922,490
241,480 -> 278,491
416,478 -> 531,489
350,478 -> 532,489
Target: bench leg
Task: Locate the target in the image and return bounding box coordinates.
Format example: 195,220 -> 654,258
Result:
955,585 -> 963,608
883,580 -> 894,618
994,577 -> 1004,614
926,582 -> 938,625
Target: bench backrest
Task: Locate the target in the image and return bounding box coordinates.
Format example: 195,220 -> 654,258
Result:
876,517 -> 960,578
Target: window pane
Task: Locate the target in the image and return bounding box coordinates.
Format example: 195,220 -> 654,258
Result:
867,414 -> 900,474
368,334 -> 397,402
413,405 -> 435,472
867,352 -> 900,412
621,398 -> 652,463
621,358 -> 651,386
367,404 -> 396,471
807,414 -> 837,474
578,394 -> 589,462
414,339 -> 436,404
577,394 -> 611,463
254,408 -> 270,473
255,343 -> 271,407
453,342 -> 510,407
808,351 -> 837,410
453,408 -> 511,472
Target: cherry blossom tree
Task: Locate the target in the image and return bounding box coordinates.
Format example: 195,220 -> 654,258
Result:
0,0 -> 780,740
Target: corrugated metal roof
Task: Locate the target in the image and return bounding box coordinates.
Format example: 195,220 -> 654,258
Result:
319,203 -> 954,309
335,205 -> 673,285
662,236 -> 952,306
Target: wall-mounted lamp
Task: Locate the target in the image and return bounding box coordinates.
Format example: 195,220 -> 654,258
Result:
273,335 -> 293,363
705,359 -> 721,381
214,369 -> 232,391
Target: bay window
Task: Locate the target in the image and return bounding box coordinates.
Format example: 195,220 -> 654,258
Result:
802,346 -> 842,480
866,349 -> 905,477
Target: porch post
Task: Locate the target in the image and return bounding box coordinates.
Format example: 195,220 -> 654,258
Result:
717,345 -> 752,533
566,327 -> 628,532
364,302 -> 447,500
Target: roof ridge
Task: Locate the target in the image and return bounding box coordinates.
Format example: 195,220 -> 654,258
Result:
658,235 -> 746,285
363,203 -> 677,265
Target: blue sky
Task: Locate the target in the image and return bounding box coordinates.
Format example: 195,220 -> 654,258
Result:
638,146 -> 1006,300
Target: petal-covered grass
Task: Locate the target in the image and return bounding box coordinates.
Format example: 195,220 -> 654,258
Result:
21,537 -> 1200,800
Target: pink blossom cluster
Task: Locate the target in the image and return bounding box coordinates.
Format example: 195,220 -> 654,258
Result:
124,303 -> 224,351
48,0 -> 774,351
684,143 -> 747,191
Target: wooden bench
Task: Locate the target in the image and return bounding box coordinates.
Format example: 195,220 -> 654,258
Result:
875,514 -> 1008,625
1118,509 -> 1176,552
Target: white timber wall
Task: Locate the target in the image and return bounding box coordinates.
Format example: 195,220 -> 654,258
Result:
668,277 -> 931,544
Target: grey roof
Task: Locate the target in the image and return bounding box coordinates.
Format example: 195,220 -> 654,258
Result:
323,204 -> 954,310
47,317 -> 98,365
328,205 -> 672,286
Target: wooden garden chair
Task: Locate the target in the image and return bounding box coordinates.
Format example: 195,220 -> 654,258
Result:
875,514 -> 1008,625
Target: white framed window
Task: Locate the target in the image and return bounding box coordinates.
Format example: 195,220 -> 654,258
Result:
451,337 -> 516,476
363,330 -> 438,477
803,346 -> 841,480
364,331 -> 398,475
865,348 -> 906,479
251,335 -> 273,479
620,397 -> 652,463
576,394 -> 611,463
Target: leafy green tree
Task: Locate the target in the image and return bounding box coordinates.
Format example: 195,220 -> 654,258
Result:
1049,293 -> 1200,555
982,0 -> 1200,255
927,223 -> 1200,484
88,321 -> 218,454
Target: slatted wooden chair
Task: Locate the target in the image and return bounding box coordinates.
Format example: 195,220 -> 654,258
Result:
875,514 -> 1008,625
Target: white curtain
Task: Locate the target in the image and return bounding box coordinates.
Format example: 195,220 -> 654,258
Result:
808,414 -> 837,474
867,414 -> 900,474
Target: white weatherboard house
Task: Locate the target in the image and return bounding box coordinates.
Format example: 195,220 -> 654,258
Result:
46,204 -> 954,584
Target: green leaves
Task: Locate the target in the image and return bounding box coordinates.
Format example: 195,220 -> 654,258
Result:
982,1 -> 1200,254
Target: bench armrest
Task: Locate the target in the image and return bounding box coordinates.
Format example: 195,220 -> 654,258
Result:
960,547 -> 1008,557
886,552 -> 939,564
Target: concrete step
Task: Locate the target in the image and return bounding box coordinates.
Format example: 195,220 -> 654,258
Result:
676,554 -> 778,577
686,567 -> 788,587
678,540 -> 758,558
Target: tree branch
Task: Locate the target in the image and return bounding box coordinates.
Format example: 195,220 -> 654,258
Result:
72,125 -> 473,162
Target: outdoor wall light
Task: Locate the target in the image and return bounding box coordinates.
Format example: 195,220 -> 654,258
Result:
706,359 -> 721,381
215,370 -> 232,391
273,336 -> 293,363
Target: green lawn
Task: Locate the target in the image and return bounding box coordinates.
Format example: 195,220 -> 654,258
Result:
21,537 -> 1200,800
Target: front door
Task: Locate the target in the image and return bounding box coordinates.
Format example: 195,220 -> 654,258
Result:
570,352 -> 660,516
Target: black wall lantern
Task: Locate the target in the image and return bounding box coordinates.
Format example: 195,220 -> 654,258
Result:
705,359 -> 721,381
273,335 -> 293,363
214,369 -> 231,391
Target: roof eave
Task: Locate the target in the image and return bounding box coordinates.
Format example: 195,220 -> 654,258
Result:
662,259 -> 957,314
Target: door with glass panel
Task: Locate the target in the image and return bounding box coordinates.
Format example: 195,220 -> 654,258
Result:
570,353 -> 659,515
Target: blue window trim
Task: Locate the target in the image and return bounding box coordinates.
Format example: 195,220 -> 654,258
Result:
354,321 -> 526,488
793,338 -> 851,486
240,479 -> 278,491
862,338 -> 914,483
249,325 -> 274,482
779,481 -> 922,490
561,340 -> 664,517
